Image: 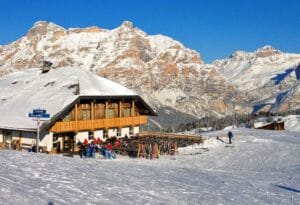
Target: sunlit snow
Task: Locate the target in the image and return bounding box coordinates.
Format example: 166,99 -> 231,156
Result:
0,127 -> 299,204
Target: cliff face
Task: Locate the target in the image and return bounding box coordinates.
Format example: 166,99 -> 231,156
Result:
1,21 -> 299,129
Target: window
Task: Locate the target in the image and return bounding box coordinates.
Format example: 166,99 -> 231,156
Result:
107,109 -> 114,118
80,104 -> 91,120
129,127 -> 134,135
63,113 -> 71,121
52,134 -> 60,152
123,108 -> 131,117
122,102 -> 131,117
82,110 -> 91,120
107,103 -> 118,118
94,103 -> 105,119
88,131 -> 93,140
103,130 -> 108,139
117,128 -> 121,137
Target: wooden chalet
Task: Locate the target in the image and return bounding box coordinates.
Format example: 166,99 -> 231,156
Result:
0,67 -> 156,153
255,121 -> 285,131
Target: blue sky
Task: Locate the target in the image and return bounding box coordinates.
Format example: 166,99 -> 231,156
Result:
1,0 -> 299,63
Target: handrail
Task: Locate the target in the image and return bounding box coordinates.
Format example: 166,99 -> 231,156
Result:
50,115 -> 147,133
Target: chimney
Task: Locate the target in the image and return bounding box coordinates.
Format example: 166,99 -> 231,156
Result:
41,61 -> 52,73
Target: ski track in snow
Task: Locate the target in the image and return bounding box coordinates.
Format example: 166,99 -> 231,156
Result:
0,128 -> 299,205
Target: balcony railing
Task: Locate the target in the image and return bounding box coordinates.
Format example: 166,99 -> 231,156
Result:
50,115 -> 148,133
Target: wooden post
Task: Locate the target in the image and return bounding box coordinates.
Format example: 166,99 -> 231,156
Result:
91,101 -> 94,120
75,104 -> 78,132
131,100 -> 135,117
137,144 -> 140,158
119,101 -> 122,118
118,101 -> 122,136
131,100 -> 135,127
105,101 -> 108,118
154,144 -> 160,159
91,101 -> 94,130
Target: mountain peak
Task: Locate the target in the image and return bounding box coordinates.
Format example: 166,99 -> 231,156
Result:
27,21 -> 65,37
230,50 -> 248,57
32,21 -> 64,30
255,45 -> 281,57
33,20 -> 50,27
120,21 -> 134,29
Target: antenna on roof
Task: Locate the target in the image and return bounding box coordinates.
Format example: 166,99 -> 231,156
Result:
41,60 -> 52,73
74,78 -> 80,95
77,78 -> 80,95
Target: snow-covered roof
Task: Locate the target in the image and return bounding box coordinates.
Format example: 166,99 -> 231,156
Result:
0,67 -> 150,131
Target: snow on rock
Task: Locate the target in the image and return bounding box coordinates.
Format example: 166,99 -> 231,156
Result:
0,128 -> 299,204
214,45 -> 300,113
0,20 -> 240,129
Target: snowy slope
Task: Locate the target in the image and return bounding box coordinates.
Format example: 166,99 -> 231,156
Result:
0,67 -> 136,130
0,128 -> 299,204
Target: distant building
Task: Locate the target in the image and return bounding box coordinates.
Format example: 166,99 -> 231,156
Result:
254,118 -> 285,131
0,67 -> 156,153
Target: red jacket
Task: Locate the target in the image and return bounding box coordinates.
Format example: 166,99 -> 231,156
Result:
115,140 -> 121,147
107,144 -> 113,151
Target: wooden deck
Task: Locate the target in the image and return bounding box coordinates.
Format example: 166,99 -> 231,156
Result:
139,131 -> 203,144
50,115 -> 148,133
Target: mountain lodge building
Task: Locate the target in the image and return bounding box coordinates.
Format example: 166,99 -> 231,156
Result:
0,67 -> 156,153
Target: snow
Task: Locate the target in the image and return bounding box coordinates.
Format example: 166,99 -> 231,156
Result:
214,46 -> 300,91
213,46 -> 300,113
0,128 -> 299,204
0,67 -> 136,130
283,115 -> 300,132
148,35 -> 182,53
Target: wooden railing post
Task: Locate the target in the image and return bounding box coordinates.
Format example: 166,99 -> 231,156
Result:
75,104 -> 78,132
131,100 -> 135,127
119,101 -> 122,118
119,101 -> 122,131
91,101 -> 94,131
105,101 -> 108,119
131,100 -> 135,117
50,115 -> 148,133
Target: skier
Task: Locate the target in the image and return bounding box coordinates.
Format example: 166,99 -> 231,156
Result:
77,141 -> 83,158
89,142 -> 95,158
228,131 -> 233,144
106,143 -> 113,159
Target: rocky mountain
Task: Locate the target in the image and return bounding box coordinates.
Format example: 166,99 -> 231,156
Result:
0,21 -> 247,129
0,21 -> 299,129
214,45 -> 300,114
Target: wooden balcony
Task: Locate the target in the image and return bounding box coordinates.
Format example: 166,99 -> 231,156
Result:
50,115 -> 148,133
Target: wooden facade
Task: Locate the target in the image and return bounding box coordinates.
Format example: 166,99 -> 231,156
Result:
50,99 -> 148,133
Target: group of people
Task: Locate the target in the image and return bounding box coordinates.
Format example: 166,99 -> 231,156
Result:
77,137 -> 120,159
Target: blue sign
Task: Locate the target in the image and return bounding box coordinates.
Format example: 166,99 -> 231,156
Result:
33,109 -> 46,115
28,109 -> 50,119
28,113 -> 50,118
